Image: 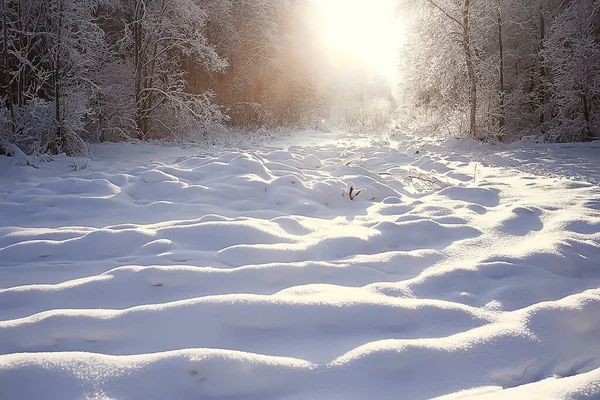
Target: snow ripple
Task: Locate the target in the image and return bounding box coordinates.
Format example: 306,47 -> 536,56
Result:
0,131 -> 599,399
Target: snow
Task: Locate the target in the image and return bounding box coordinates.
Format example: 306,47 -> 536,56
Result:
0,130 -> 599,399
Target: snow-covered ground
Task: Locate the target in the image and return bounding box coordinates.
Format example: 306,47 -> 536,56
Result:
1,130 -> 599,399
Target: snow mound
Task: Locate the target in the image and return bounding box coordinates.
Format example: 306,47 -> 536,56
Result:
1,130 -> 599,399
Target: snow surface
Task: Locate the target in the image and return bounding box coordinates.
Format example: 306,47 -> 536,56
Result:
0,130 -> 599,399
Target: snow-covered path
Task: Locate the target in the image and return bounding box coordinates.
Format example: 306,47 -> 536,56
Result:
1,130 -> 599,399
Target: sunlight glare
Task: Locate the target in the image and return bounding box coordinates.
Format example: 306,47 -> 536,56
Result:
316,0 -> 402,83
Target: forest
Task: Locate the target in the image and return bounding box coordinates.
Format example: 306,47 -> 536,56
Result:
2,2 -> 600,398
1,0 -> 599,156
399,0 -> 600,143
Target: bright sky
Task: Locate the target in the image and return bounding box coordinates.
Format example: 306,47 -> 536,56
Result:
316,0 -> 403,85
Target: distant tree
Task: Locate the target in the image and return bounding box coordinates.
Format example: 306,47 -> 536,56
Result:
122,0 -> 227,140
46,0 -> 108,154
423,0 -> 478,137
195,0 -> 293,127
543,0 -> 600,141
397,0 -> 480,137
398,0 -> 599,142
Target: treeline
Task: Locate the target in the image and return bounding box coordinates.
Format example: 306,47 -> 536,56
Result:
399,0 -> 600,142
0,0 -> 335,156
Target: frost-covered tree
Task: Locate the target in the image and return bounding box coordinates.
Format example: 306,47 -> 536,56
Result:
0,0 -> 16,151
0,0 -> 108,155
543,0 -> 600,141
46,0 -> 109,154
0,0 -> 54,153
398,0 -> 599,142
398,0 -> 480,137
123,0 -> 227,140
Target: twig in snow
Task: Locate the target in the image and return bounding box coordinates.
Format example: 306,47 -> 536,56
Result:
408,172 -> 439,186
348,185 -> 363,200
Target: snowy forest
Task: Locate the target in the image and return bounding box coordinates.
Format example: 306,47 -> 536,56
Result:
399,0 -> 600,142
2,1 -> 600,399
1,0 -> 599,156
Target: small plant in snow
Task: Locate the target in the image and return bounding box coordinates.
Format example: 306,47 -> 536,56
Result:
343,182 -> 365,200
405,168 -> 447,193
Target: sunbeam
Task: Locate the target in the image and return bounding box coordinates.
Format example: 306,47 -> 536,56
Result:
316,0 -> 404,83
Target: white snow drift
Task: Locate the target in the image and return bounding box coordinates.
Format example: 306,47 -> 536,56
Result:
0,130 -> 599,399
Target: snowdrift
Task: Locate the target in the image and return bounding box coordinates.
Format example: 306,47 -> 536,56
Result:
0,131 -> 599,399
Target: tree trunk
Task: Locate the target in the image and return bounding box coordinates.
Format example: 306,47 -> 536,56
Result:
16,0 -> 22,108
54,0 -> 65,153
424,0 -> 478,137
538,7 -> 548,125
1,0 -> 17,142
462,0 -> 477,137
497,0 -> 505,130
582,93 -> 591,140
134,0 -> 145,140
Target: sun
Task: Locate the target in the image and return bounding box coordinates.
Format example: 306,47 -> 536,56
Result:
315,0 -> 403,82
